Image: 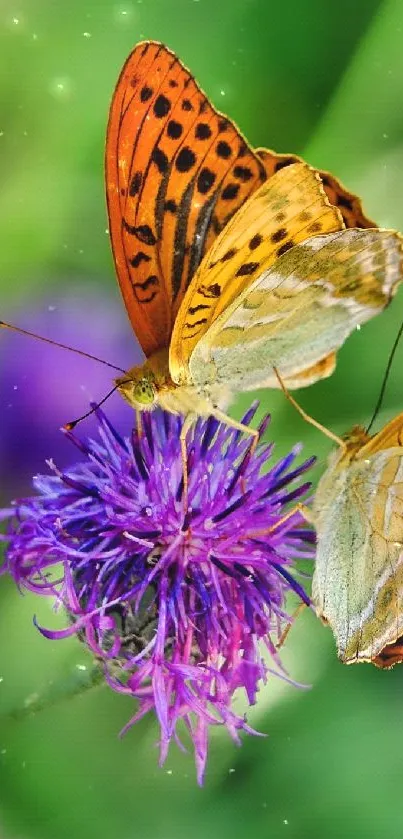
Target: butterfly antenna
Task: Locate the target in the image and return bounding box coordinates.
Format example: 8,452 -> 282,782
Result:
273,367 -> 346,449
0,319 -> 127,374
366,318 -> 403,434
63,384 -> 124,431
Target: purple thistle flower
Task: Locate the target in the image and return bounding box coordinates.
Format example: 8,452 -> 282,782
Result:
1,404 -> 315,784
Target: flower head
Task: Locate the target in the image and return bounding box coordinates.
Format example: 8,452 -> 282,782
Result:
1,405 -> 314,783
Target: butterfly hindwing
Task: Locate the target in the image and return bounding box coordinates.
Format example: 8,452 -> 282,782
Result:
179,227 -> 402,392
256,148 -> 376,229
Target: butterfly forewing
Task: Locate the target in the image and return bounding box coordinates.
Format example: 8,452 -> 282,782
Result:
106,41 -> 267,357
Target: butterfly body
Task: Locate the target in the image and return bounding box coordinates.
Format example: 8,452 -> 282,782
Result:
312,416 -> 403,667
116,350 -> 231,418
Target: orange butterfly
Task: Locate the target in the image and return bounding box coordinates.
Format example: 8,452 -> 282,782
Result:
105,41 -> 401,444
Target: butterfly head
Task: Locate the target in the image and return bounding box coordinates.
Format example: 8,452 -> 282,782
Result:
116,365 -> 157,410
341,425 -> 371,456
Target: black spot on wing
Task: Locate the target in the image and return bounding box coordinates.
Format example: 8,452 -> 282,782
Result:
216,141 -> 232,159
221,183 -> 240,201
307,221 -> 322,234
164,199 -> 177,213
221,247 -> 237,262
198,282 -> 221,298
140,86 -> 153,102
337,194 -> 354,211
176,147 -> 197,172
233,165 -> 253,182
123,221 -> 157,246
236,262 -> 259,277
271,228 -> 288,243
249,234 -> 263,250
197,168 -> 216,194
129,171 -> 142,196
277,241 -> 295,257
131,274 -> 160,304
132,275 -> 159,292
195,123 -> 212,140
130,251 -> 151,268
151,147 -> 169,174
167,120 -> 183,139
185,317 -> 208,328
274,156 -> 298,171
153,94 -> 171,118
188,304 -> 210,315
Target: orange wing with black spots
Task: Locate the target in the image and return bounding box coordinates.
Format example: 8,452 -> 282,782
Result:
105,41 -> 267,358
256,148 -> 376,229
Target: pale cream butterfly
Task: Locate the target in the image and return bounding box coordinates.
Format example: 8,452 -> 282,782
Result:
312,411 -> 403,668
275,359 -> 403,669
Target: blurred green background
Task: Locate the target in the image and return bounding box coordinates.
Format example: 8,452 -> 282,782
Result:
1,0 -> 403,836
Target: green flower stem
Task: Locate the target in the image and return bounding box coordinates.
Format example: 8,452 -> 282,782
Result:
4,661 -> 104,722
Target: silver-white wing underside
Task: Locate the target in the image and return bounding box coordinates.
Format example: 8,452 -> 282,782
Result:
312,447 -> 403,663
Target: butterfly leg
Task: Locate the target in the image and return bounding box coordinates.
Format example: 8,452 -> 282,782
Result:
273,367 -> 346,450
209,406 -> 259,443
261,502 -> 315,534
209,407 -> 259,493
136,410 -> 143,440
180,413 -> 196,514
242,502 -> 314,546
268,502 -> 315,649
267,503 -> 314,649
277,602 -> 308,650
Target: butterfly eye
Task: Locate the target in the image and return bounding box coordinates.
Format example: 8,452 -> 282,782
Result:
132,378 -> 157,407
116,372 -> 156,408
